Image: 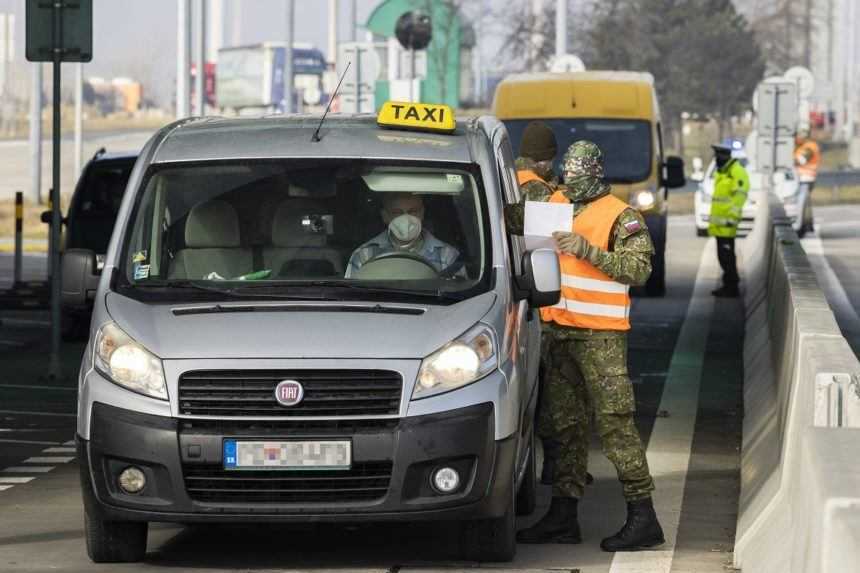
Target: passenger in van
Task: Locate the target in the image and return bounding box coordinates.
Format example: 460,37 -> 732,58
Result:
345,193 -> 460,278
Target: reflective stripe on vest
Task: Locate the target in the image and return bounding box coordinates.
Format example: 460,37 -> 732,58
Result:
539,192 -> 632,331
517,169 -> 544,186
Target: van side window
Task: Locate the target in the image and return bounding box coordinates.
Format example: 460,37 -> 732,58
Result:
494,133 -> 524,275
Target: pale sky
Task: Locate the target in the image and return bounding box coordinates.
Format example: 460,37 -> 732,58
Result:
0,0 -> 512,106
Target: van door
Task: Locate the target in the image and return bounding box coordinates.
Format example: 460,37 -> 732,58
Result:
492,128 -> 541,430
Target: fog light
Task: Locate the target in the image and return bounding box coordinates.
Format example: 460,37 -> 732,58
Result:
118,466 -> 146,494
432,467 -> 460,494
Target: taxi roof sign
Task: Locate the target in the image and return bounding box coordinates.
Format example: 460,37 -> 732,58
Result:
377,101 -> 456,134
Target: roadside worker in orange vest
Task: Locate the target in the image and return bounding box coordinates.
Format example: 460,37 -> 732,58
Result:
516,141 -> 664,552
794,128 -> 821,190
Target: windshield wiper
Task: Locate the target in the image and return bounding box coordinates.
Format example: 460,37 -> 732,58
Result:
299,280 -> 464,301
131,280 -> 333,300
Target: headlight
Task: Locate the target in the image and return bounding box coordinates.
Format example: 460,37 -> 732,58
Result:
94,322 -> 168,400
633,190 -> 656,210
413,324 -> 497,399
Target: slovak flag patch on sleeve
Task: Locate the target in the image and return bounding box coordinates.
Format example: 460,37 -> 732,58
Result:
623,219 -> 642,233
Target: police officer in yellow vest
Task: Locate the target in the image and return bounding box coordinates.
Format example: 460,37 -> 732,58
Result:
516,141 -> 664,552
709,143 -> 750,298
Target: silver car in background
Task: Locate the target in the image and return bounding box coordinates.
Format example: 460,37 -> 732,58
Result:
65,108 -> 560,564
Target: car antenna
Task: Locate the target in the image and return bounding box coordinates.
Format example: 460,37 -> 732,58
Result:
312,61 -> 351,143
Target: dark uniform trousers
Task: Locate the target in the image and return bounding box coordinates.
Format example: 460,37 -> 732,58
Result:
538,323 -> 654,501
716,237 -> 739,287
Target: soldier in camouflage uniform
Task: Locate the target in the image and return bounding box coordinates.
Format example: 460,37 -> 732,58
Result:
516,141 -> 665,552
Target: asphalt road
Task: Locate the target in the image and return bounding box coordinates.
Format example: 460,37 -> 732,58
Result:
0,215 -> 746,572
801,203 -> 860,356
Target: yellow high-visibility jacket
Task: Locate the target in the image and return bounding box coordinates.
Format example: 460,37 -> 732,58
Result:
709,159 -> 750,238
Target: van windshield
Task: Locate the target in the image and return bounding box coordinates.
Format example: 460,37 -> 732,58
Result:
67,159 -> 135,253
503,119 -> 653,183
118,160 -> 490,303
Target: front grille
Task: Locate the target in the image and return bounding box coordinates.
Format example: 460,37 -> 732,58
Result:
180,417 -> 399,435
178,370 -> 402,417
184,462 -> 393,504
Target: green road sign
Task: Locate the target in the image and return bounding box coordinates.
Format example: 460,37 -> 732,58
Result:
25,0 -> 92,62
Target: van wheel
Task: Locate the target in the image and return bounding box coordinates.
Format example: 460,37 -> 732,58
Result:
696,228 -> 708,237
461,471 -> 517,562
85,511 -> 148,563
516,429 -> 537,516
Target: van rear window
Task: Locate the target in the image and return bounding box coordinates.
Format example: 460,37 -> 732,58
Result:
503,119 -> 653,183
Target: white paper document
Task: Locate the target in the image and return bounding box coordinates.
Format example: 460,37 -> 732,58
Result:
524,201 -> 573,250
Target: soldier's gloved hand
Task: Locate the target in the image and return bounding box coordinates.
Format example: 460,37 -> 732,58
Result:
553,231 -> 601,264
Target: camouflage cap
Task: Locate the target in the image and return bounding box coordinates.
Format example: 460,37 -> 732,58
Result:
561,140 -> 610,202
562,140 -> 605,179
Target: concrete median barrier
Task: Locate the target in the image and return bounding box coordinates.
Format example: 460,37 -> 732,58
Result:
734,191 -> 860,572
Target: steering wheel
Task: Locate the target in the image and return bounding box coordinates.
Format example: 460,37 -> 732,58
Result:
354,250 -> 439,280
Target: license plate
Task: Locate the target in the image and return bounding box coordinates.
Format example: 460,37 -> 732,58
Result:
223,440 -> 351,470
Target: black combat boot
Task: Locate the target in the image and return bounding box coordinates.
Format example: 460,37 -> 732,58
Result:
600,497 -> 665,552
516,497 -> 582,544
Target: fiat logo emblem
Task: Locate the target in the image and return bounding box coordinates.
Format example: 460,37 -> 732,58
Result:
274,380 -> 304,406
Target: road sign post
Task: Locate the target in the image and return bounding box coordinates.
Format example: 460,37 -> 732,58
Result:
755,81 -> 797,175
26,0 -> 93,379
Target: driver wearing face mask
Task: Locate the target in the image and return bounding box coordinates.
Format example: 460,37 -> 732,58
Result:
345,193 -> 460,278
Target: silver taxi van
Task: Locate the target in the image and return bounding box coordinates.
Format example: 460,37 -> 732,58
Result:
66,102 -> 560,563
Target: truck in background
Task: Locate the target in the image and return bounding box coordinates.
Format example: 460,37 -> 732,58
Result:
216,43 -> 328,114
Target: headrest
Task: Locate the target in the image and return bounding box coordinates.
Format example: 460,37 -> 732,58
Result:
185,200 -> 241,248
271,200 -> 328,248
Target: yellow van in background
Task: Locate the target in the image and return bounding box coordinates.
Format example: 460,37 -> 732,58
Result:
493,71 -> 685,296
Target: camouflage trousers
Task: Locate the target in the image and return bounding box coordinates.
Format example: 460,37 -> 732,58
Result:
537,324 -> 654,501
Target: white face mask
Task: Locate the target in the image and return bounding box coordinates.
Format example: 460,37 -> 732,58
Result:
388,213 -> 422,245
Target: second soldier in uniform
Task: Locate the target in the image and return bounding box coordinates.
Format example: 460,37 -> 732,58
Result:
513,141 -> 665,552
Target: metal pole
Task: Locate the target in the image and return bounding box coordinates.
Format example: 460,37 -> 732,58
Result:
355,45 -> 361,112
194,0 -> 206,115
328,0 -> 337,68
74,62 -> 83,179
284,0 -> 294,113
555,0 -> 566,58
410,49 -> 416,102
14,191 -> 22,286
176,0 -> 190,117
351,0 -> 357,42
29,62 -> 43,205
49,4 -> 63,379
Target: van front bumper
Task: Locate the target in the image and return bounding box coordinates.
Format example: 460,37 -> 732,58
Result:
79,402 -> 515,523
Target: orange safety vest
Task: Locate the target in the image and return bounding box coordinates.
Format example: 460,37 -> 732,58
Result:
540,191 -> 632,331
517,169 -> 546,186
794,140 -> 821,181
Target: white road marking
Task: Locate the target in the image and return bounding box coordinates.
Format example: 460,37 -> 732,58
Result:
1,466 -> 53,473
0,485 -> 13,491
23,456 -> 74,464
0,477 -> 35,484
609,238 -> 717,573
0,410 -> 76,418
63,440 -> 76,446
43,447 -> 76,453
802,233 -> 860,329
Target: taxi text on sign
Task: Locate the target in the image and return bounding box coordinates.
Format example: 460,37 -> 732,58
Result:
377,101 -> 456,134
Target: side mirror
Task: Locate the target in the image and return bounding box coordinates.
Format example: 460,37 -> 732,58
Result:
61,248 -> 100,308
515,248 -> 561,309
662,156 -> 686,189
